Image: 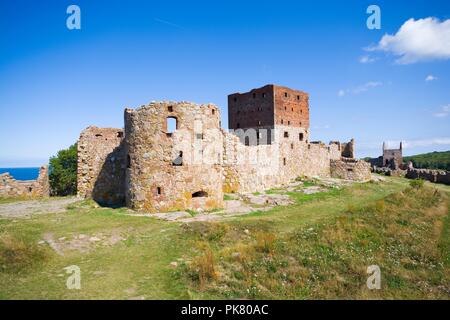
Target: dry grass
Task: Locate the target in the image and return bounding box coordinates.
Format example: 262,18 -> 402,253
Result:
180,184 -> 450,299
255,232 -> 276,254
188,245 -> 217,289
0,233 -> 47,273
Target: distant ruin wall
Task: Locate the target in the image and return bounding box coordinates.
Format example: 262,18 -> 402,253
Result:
77,126 -> 126,206
0,165 -> 50,198
405,168 -> 450,185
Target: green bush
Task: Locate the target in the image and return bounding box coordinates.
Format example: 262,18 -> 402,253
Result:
49,144 -> 77,196
409,179 -> 425,189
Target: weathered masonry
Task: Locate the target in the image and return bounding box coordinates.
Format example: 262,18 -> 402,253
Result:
0,166 -> 50,199
77,85 -> 371,212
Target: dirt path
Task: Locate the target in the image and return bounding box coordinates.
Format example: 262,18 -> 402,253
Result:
0,197 -> 79,219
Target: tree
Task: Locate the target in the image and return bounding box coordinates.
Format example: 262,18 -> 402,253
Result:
49,144 -> 77,196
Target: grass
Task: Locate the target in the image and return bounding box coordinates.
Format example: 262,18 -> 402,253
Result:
181,181 -> 450,299
0,176 -> 449,299
0,196 -> 35,204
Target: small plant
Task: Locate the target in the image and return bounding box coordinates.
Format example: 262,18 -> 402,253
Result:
255,232 -> 276,254
190,248 -> 217,287
223,194 -> 233,201
409,179 -> 425,189
186,209 -> 198,217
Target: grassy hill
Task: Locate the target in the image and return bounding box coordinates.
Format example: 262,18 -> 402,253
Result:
404,151 -> 450,171
1,177 -> 449,299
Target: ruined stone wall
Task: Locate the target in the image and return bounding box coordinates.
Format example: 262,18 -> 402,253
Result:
125,101 -> 224,212
77,126 -> 126,206
383,148 -> 402,169
341,139 -> 355,158
223,125 -> 344,193
331,158 -> 371,181
0,165 -> 50,198
76,85 -> 368,213
35,166 -> 50,197
405,168 -> 450,185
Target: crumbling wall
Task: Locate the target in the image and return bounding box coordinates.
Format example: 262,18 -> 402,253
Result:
125,101 -> 224,212
77,126 -> 126,206
0,165 -> 50,198
406,168 -> 450,185
77,90 -> 368,213
341,139 -> 355,158
223,126 -> 344,193
331,158 -> 371,181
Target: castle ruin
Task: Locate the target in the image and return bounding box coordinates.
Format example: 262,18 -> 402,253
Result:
77,85 -> 371,212
383,142 -> 403,169
0,166 -> 50,199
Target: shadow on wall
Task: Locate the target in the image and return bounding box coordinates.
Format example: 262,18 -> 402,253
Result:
92,140 -> 126,208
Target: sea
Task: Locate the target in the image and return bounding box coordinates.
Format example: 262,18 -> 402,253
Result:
0,167 -> 40,180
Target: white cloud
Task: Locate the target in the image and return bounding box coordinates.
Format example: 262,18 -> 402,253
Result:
369,17 -> 450,64
402,138 -> 450,148
359,55 -> 376,64
433,104 -> 450,117
338,82 -> 382,97
360,137 -> 450,149
425,74 -> 437,81
352,81 -> 382,94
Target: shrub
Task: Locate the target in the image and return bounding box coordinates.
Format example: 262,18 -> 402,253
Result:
49,144 -> 77,196
255,232 -> 276,254
190,248 -> 217,287
409,179 -> 425,190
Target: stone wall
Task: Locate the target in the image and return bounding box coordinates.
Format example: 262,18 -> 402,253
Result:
77,85 -> 369,213
383,142 -> 403,169
124,101 -> 224,212
405,168 -> 450,185
223,125 -> 345,193
331,158 -> 371,181
79,104 -> 356,212
0,165 -> 50,198
77,126 -> 126,206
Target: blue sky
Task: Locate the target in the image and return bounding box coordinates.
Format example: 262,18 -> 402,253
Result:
0,0 -> 449,166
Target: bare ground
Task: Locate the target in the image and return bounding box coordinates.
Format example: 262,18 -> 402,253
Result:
0,197 -> 79,219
